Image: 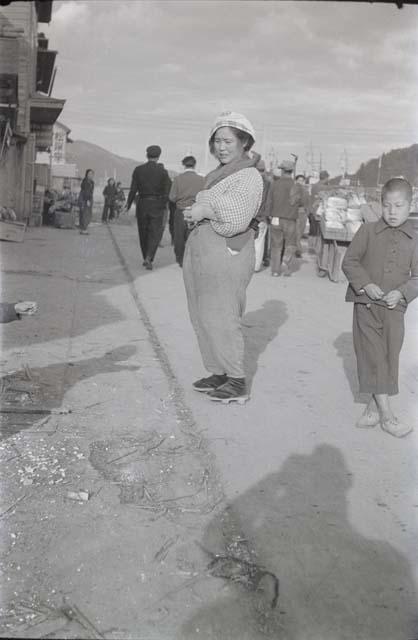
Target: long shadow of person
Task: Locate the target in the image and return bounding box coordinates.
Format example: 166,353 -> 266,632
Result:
243,300 -> 288,389
334,331 -> 367,406
181,445 -> 418,640
0,345 -> 140,440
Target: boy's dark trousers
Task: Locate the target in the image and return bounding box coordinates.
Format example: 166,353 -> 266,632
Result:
353,303 -> 405,396
173,208 -> 190,267
136,198 -> 166,262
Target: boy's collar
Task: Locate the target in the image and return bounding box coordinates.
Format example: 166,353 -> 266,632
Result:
375,217 -> 415,238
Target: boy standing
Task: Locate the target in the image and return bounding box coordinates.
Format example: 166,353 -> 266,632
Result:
342,178 -> 418,437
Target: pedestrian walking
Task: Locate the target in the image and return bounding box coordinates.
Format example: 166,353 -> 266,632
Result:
266,160 -> 302,277
125,145 -> 171,270
254,158 -> 271,272
183,111 -> 263,404
168,156 -> 205,267
115,182 -> 125,218
295,174 -> 310,257
342,177 -> 418,438
102,178 -> 118,223
78,169 -> 95,235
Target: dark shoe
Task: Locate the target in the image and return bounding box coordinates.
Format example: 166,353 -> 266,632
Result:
144,259 -> 153,270
208,377 -> 249,404
193,374 -> 227,393
263,259 -> 270,267
295,250 -> 302,258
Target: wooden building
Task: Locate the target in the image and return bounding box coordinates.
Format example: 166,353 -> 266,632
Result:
0,0 -> 65,221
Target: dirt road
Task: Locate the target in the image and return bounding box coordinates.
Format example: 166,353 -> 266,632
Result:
1,219 -> 417,639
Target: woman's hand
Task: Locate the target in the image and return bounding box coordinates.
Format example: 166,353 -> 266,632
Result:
184,203 -> 212,223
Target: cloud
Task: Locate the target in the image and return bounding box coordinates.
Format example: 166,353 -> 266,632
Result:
48,0 -> 418,176
52,1 -> 89,27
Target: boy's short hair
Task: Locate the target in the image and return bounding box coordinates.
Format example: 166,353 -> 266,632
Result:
381,177 -> 413,201
182,155 -> 196,168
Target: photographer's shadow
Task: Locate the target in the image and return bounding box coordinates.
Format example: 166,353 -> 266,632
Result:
181,445 -> 418,640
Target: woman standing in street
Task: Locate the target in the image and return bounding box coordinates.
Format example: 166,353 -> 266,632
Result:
183,111 -> 263,404
78,169 -> 95,234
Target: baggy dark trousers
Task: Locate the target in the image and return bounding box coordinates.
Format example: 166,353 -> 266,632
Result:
79,203 -> 92,231
102,200 -> 115,222
183,223 -> 255,378
136,199 -> 166,262
353,303 -> 405,396
173,208 -> 190,266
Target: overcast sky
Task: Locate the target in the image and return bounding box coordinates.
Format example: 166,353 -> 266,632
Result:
47,0 -> 418,176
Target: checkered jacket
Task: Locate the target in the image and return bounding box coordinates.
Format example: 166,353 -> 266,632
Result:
195,168 -> 263,237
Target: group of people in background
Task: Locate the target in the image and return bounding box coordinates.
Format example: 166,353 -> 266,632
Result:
102,178 -> 125,223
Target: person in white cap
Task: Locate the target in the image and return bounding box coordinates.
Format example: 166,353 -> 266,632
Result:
183,111 -> 263,403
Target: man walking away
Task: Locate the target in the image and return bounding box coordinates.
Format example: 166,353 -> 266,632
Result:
295,174 -> 310,257
126,145 -> 171,270
266,160 -> 302,277
169,156 -> 205,267
254,159 -> 271,272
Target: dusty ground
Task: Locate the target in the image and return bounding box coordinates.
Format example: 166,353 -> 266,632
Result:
0,216 -> 417,640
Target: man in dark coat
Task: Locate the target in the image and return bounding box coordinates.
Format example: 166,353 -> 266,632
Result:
126,145 -> 171,270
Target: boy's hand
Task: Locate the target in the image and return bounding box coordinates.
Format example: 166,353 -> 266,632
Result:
363,283 -> 384,300
382,290 -> 403,309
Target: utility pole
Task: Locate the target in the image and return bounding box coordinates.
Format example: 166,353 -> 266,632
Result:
376,154 -> 383,187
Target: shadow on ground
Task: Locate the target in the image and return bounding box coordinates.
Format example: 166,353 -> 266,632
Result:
334,331 -> 368,406
243,299 -> 288,387
0,345 -> 139,440
181,444 -> 418,640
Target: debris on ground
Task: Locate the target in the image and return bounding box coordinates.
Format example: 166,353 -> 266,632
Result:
66,489 -> 90,502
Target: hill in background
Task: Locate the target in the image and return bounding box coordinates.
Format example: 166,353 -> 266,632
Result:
67,140 -> 142,186
67,140 -> 177,186
355,143 -> 418,187
332,143 -> 418,187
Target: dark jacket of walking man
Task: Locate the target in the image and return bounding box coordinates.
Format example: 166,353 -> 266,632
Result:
126,145 -> 171,270
168,156 -> 205,267
266,160 -> 302,276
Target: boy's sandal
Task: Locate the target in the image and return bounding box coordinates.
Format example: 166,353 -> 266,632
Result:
380,418 -> 413,438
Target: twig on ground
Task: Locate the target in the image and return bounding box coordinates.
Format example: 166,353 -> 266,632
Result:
153,535 -> 179,562
0,493 -> 26,518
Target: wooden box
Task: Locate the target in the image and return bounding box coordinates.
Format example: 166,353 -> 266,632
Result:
0,219 -> 26,242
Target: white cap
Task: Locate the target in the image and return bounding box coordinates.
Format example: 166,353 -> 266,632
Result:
209,111 -> 256,141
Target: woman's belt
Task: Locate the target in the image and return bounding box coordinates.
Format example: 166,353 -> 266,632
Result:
195,219 -> 256,251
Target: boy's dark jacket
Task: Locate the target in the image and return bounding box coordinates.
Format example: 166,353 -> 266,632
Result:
342,218 -> 418,313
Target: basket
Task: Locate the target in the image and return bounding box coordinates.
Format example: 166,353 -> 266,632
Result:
320,216 -> 355,242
